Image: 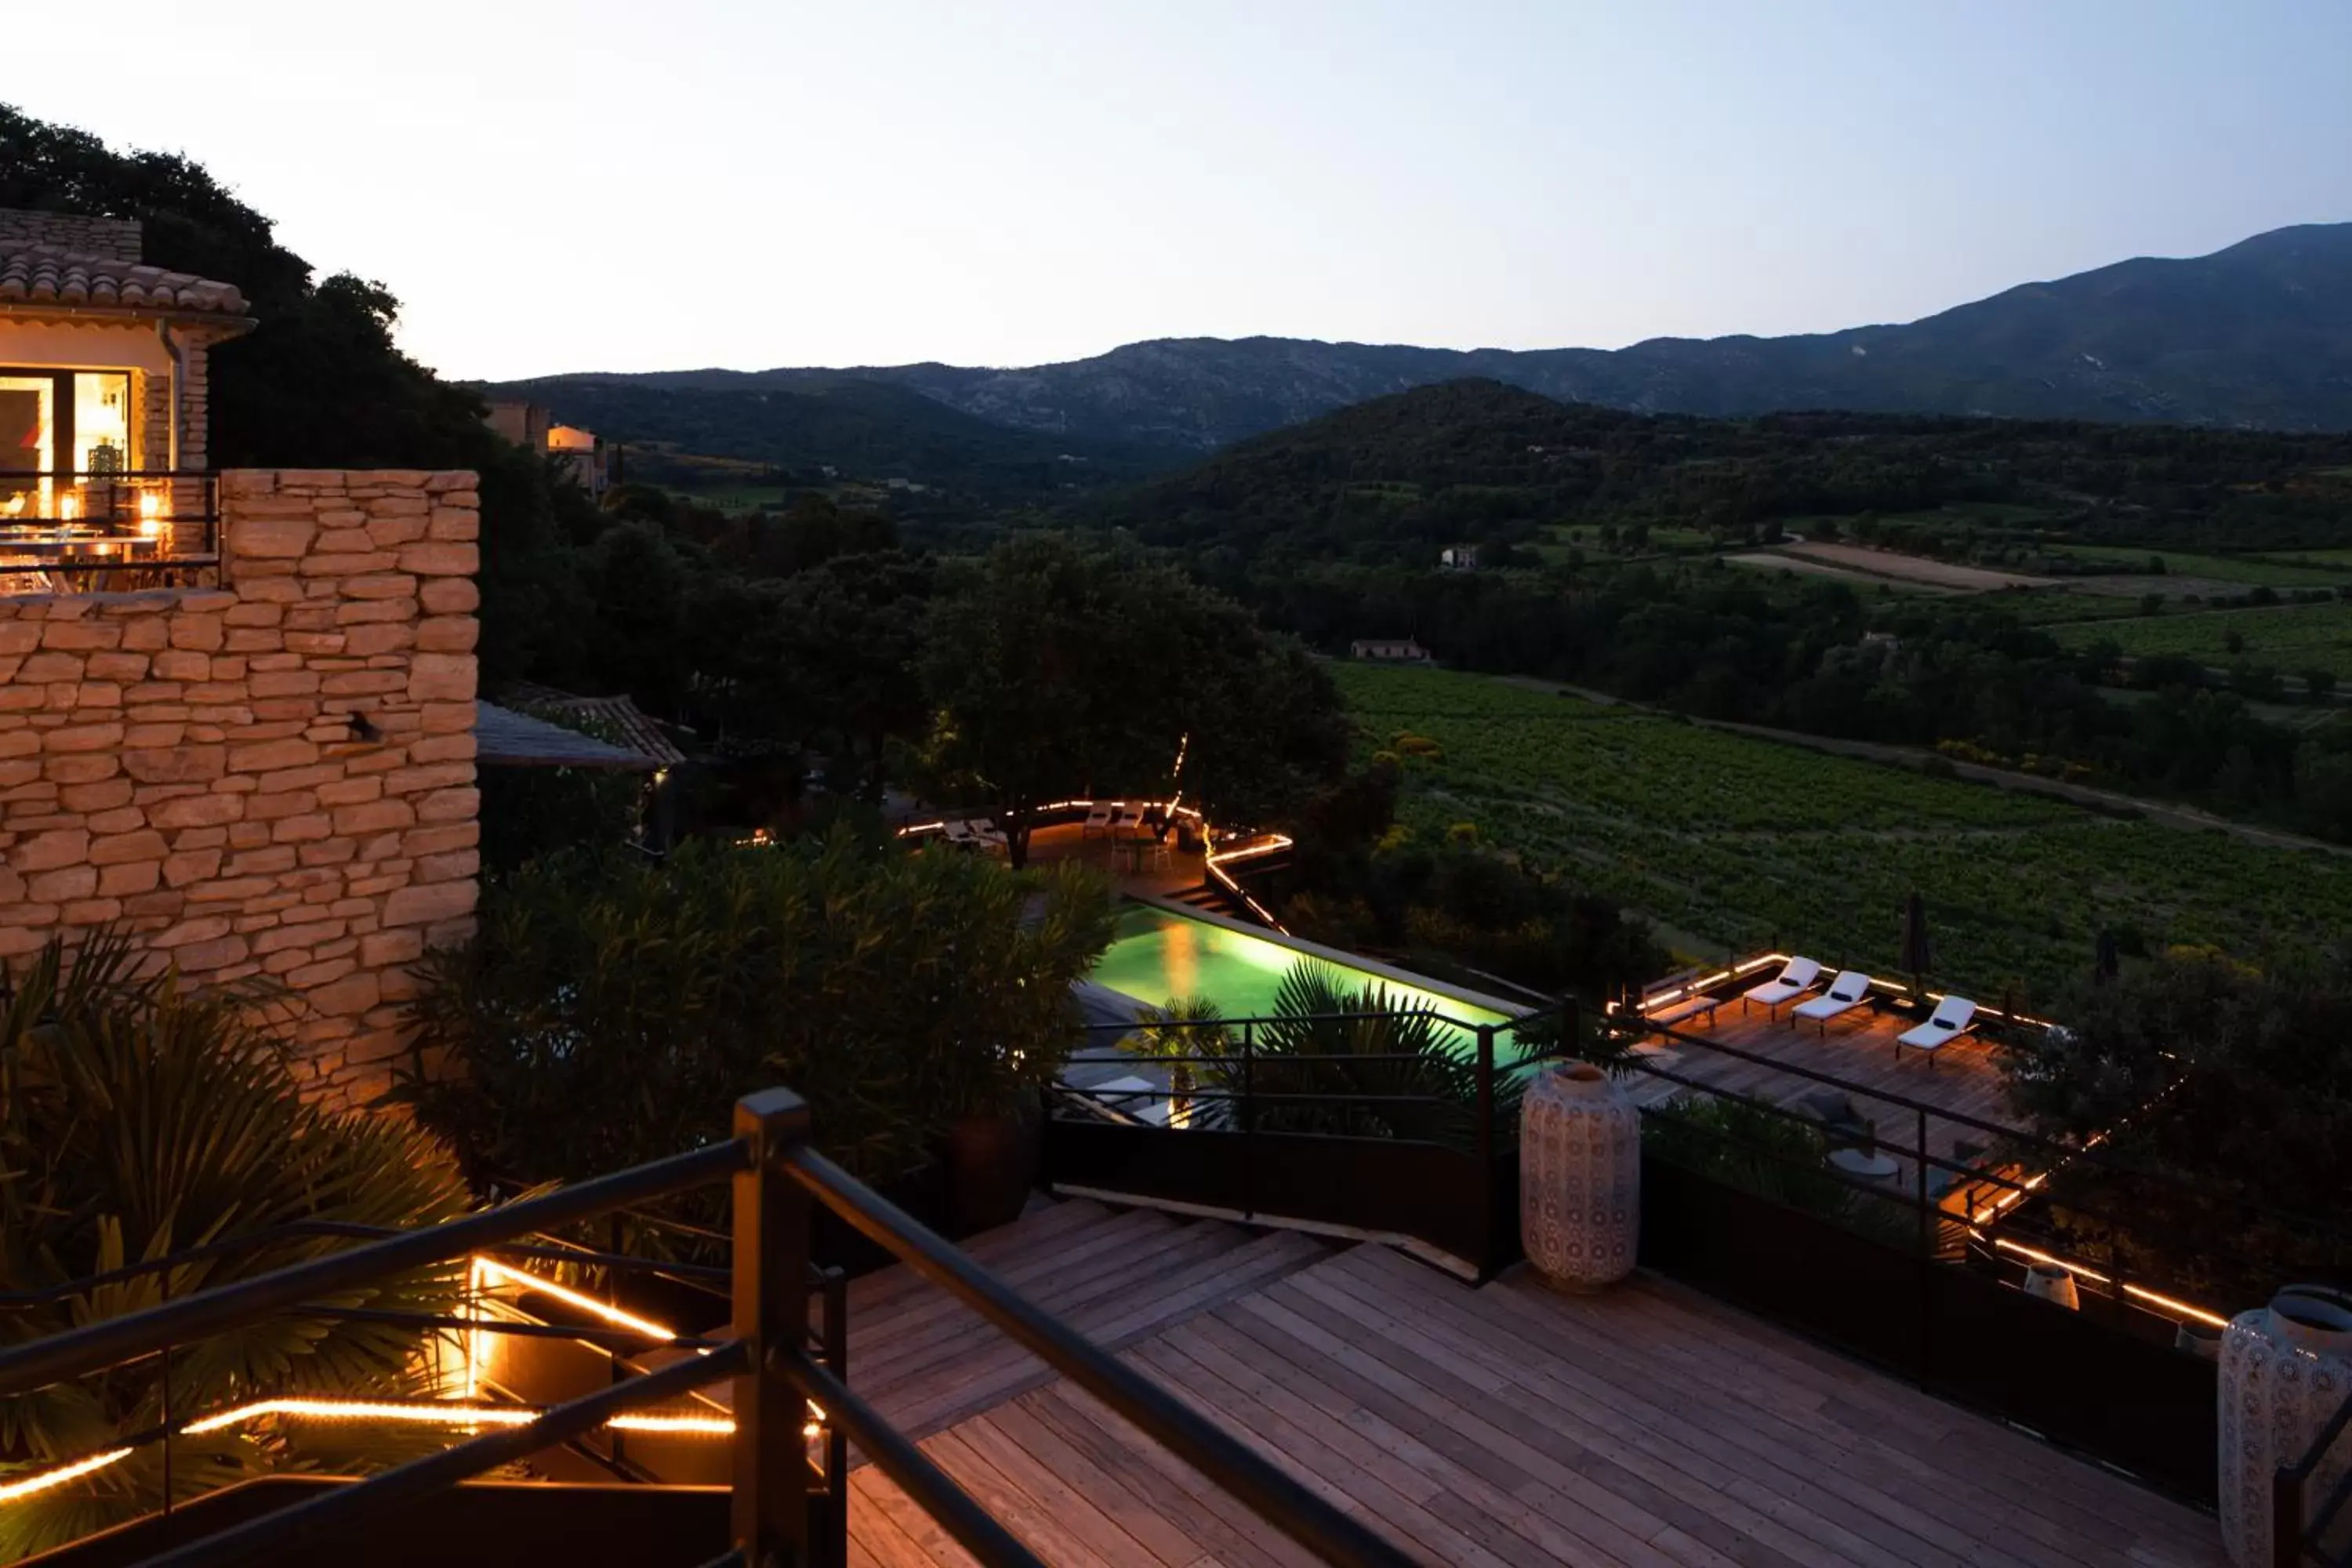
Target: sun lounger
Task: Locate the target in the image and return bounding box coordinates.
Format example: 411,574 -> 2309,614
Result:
1741,956 -> 1823,1016
1791,970 -> 1873,1034
1082,803 -> 1116,839
1896,996 -> 1977,1066
942,818 -> 1007,854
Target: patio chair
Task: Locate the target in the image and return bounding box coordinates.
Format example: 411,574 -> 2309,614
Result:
1791,970 -> 1873,1035
1740,956 -> 1823,1017
1082,803 -> 1116,839
1896,996 -> 1977,1068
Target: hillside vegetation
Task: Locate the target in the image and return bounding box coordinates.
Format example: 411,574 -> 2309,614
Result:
1335,664 -> 2352,1000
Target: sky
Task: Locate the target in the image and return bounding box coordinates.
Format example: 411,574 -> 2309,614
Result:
10,0 -> 2350,381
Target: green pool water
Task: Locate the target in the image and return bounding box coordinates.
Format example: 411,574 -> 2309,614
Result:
1090,905 -> 1516,1038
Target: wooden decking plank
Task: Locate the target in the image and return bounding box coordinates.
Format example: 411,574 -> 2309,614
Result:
850,1461 -> 982,1566
1207,1289 -> 1834,1568
1480,1263 -> 2167,1566
1180,1311 -> 1719,1568
1257,1264 -> 1927,1568
877,1225 -> 1328,1439
1029,1381 -> 1325,1568
846,1197 -> 1110,1324
920,1424 -> 1145,1566
871,1221 -> 1260,1432
851,1208 -> 1180,1367
1298,1256 -> 1986,1568
948,1416 -> 1189,1566
1353,1249 -> 2193,1568
1131,1332 -> 1511,1566
1641,1276 -> 2205,1544
966,1402 -> 1207,1568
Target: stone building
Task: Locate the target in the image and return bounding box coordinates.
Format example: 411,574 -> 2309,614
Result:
0,210 -> 480,1106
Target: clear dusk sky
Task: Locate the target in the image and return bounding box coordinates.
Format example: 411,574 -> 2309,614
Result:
11,1 -> 2350,381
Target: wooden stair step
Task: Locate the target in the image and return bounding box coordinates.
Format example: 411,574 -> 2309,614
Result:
848,1209 -> 1183,1373
874,1228 -> 1334,1441
854,1218 -> 1250,1404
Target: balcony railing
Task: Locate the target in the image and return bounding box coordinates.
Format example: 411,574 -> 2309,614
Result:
0,470 -> 220,590
0,1087 -> 1412,1568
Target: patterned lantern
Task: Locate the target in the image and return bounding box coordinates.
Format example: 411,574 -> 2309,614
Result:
2219,1287 -> 2352,1567
1519,1062 -> 1640,1291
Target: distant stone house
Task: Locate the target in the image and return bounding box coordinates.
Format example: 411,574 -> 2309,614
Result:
1439,545 -> 1479,572
0,209 -> 482,1106
485,398 -> 611,499
1350,638 -> 1432,662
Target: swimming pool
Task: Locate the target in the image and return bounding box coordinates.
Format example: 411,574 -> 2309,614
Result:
1088,902 -> 1519,1037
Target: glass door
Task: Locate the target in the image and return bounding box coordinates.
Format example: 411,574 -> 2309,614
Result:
0,375 -> 54,522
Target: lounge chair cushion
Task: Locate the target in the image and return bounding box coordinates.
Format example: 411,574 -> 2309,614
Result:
1899,996 -> 1977,1051
1742,956 -> 1822,1007
1792,971 -> 1871,1021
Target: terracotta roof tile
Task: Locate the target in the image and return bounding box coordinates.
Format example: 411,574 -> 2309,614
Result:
0,244 -> 247,316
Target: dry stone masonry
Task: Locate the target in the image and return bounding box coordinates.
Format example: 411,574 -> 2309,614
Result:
0,469 -> 481,1106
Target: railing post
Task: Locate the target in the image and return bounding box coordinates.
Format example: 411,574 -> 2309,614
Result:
731,1088 -> 813,1568
1476,1025 -> 1497,1276
1915,1106 -> 1932,1392
1240,1020 -> 1256,1220
2272,1465 -> 2305,1568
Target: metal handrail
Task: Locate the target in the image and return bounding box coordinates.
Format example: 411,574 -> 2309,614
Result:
3,1089 -> 1426,1567
1626,1012 -> 2352,1247
140,1340 -> 751,1568
0,1139 -> 747,1399
2278,1385 -> 2352,1566
785,1144 -> 1417,1568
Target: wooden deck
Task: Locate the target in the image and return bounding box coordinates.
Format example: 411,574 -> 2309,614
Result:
1629,1000 -> 2027,1207
844,1203 -> 2223,1568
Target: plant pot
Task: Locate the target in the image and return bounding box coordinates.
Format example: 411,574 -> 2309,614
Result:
942,1099 -> 1043,1236
2220,1286 -> 2352,1566
2022,1262 -> 2079,1311
2174,1320 -> 2223,1361
1519,1062 -> 1639,1293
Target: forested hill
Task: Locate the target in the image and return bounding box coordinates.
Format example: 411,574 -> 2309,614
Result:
472,373 -> 1164,500
537,222 -> 2352,461
1102,379 -> 2352,565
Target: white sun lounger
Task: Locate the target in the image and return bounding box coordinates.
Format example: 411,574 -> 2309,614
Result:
1791,971 -> 1873,1034
1896,996 -> 1977,1066
1082,803 -> 1116,839
1741,956 -> 1823,1015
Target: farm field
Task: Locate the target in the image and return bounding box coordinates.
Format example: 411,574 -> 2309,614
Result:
1722,553 -> 1957,593
2047,600 -> 2352,678
2261,548 -> 2352,568
2049,544 -> 2351,588
1332,662 -> 2352,1004
1775,541 -> 2057,590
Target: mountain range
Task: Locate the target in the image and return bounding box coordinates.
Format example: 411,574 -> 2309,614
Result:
488,222 -> 2352,480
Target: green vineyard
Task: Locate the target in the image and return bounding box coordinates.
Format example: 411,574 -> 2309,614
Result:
1334,663 -> 2352,1004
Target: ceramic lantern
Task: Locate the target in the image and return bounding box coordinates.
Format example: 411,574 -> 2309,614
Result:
1519,1062 -> 1640,1291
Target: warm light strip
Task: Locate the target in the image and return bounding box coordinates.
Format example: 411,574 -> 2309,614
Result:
0,1449 -> 132,1504
471,1258 -> 677,1342
180,1399 -> 534,1436
1989,1239 -> 2232,1329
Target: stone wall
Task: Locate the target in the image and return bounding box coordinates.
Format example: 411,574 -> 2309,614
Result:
0,469 -> 481,1106
0,211 -> 144,260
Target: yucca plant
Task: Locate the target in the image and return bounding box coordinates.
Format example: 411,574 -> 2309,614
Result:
1208,964 -> 1519,1147
1120,996 -> 1230,1127
0,934 -> 474,1559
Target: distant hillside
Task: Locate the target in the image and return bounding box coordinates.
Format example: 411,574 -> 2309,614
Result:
470,373 -> 1158,500
535,223 -> 2352,463
1106,379 -> 2352,565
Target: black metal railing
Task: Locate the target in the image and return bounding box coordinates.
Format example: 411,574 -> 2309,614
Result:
1051,983 -> 2352,1501
2278,1385 -> 2352,1567
0,470 -> 220,585
1054,1004 -> 1566,1276
0,1087 -> 1410,1568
